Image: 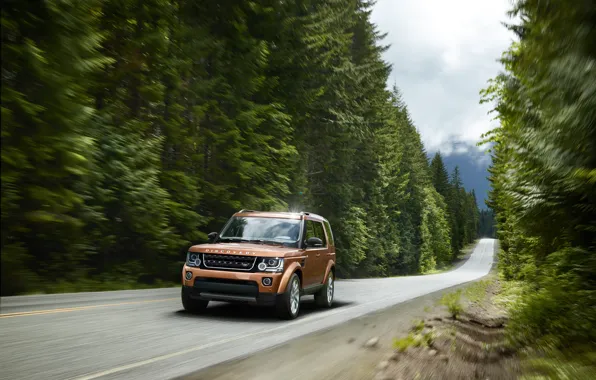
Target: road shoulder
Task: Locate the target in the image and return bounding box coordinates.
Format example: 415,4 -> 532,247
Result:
177,281 -> 483,380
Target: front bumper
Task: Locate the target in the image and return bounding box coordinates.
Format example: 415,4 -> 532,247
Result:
182,265 -> 283,306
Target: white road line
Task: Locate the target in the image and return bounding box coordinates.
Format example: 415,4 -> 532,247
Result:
72,241 -> 495,380
70,289 -> 424,380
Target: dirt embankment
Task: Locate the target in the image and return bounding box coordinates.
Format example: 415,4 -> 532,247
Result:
374,278 -> 519,380
180,272 -> 518,380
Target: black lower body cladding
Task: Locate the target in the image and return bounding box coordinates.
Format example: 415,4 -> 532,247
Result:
183,277 -> 278,306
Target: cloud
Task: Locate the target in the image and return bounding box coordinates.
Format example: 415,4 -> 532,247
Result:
437,140 -> 494,168
371,0 -> 514,154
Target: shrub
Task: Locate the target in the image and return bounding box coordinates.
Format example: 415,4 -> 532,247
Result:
440,289 -> 463,319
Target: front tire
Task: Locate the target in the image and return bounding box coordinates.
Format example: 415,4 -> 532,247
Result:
181,287 -> 209,313
276,273 -> 301,320
314,271 -> 334,308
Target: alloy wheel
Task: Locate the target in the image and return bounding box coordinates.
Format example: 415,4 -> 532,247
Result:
290,277 -> 300,315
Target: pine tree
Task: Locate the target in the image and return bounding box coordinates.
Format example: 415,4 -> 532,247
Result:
83,0 -> 181,280
419,186 -> 453,272
464,190 -> 480,243
446,166 -> 464,254
1,0 -> 109,294
430,152 -> 451,199
481,0 -> 596,353
1,0 -> 488,294
478,209 -> 496,238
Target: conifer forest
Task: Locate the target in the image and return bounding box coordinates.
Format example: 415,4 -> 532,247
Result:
1,0 -> 490,296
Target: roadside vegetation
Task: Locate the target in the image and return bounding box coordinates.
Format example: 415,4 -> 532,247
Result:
382,276 -> 518,379
1,0 -> 494,296
480,0 -> 596,377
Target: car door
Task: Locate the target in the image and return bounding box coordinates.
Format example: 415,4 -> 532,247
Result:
305,219 -> 328,285
321,219 -> 335,274
301,220 -> 319,287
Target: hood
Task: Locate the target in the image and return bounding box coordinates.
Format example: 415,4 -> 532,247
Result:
188,242 -> 301,258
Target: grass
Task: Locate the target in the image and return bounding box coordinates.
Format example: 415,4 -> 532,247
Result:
464,279 -> 492,303
393,330 -> 434,352
23,278 -> 178,295
424,264 -> 455,275
394,319 -> 435,352
423,240 -> 481,275
412,319 -> 425,332
439,289 -> 463,319
457,240 -> 479,260
479,274 -> 596,379
493,279 -> 526,310
520,347 -> 596,380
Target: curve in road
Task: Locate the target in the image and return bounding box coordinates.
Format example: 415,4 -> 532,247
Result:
0,238 -> 495,380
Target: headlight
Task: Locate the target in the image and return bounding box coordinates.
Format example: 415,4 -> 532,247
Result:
186,252 -> 201,267
257,257 -> 284,273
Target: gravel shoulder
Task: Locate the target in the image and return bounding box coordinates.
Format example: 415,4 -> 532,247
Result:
177,282 -> 481,380
375,274 -> 519,380
181,245 -> 511,380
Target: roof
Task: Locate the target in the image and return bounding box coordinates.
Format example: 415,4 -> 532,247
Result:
233,210 -> 328,222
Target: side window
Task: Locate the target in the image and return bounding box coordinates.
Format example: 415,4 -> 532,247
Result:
304,220 -> 326,247
323,220 -> 334,246
313,222 -> 327,246
305,221 -> 317,241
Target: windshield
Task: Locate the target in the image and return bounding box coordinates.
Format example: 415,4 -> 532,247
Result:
219,217 -> 301,247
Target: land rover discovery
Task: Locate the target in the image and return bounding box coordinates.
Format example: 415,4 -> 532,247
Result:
181,210 -> 336,319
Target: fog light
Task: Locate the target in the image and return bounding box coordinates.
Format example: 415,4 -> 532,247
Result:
262,277 -> 272,286
185,271 -> 193,280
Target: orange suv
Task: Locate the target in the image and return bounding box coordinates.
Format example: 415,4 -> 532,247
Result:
181,210 -> 336,319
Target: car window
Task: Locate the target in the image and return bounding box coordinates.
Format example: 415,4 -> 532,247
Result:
305,220 -> 317,241
305,220 -> 326,247
323,220 -> 334,246
219,217 -> 301,247
313,222 -> 327,246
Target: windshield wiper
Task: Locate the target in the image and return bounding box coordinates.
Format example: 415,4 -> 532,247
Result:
247,239 -> 266,244
265,240 -> 288,246
252,239 -> 289,246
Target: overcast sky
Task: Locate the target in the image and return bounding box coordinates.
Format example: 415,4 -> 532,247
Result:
370,0 -> 515,156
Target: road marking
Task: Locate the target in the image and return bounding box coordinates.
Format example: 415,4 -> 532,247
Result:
70,240 -> 496,380
70,291 -> 418,380
25,240 -> 491,380
0,298 -> 177,318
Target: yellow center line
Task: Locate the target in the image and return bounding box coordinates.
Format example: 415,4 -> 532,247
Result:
0,298 -> 178,318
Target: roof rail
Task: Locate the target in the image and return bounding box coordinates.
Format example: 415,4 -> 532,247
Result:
238,209 -> 256,213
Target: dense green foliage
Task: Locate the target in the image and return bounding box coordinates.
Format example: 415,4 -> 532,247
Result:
478,209 -> 496,238
482,0 -> 596,371
1,0 -> 482,295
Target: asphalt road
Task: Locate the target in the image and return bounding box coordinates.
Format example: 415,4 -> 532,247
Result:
0,238 -> 495,380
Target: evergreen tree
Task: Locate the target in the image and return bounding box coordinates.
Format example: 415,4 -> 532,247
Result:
448,166 -> 466,254
419,186 -> 453,272
1,0 -> 109,294
478,209 -> 496,238
1,0 -> 486,294
430,152 -> 451,199
464,190 -> 480,243
86,0 -> 180,279
481,0 -> 596,358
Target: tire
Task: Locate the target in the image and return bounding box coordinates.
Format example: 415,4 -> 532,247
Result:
181,287 -> 209,313
314,271 -> 334,308
276,273 -> 301,320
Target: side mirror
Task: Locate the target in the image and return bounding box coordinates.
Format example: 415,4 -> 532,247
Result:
207,232 -> 218,243
306,237 -> 323,248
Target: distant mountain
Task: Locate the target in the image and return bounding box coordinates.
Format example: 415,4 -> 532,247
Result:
428,142 -> 492,209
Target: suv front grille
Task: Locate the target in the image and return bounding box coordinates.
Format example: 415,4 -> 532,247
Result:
202,254 -> 257,271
